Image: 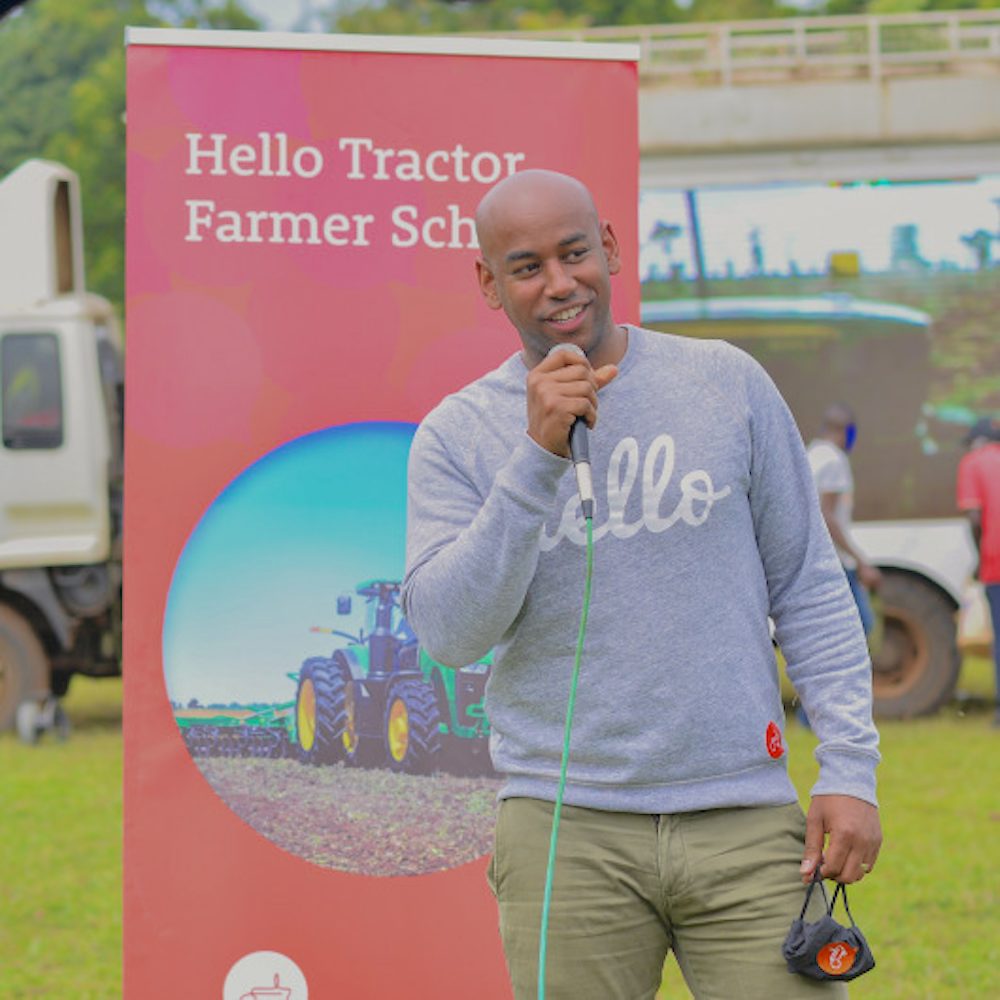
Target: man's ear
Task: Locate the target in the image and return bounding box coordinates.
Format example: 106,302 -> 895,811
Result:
601,221 -> 622,276
475,257 -> 503,310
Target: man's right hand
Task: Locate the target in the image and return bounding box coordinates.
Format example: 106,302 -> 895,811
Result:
525,348 -> 617,457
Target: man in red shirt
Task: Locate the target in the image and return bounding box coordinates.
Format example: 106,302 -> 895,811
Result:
956,415 -> 1000,727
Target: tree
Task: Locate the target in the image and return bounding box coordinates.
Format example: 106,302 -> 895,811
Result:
147,0 -> 258,30
649,220 -> 684,276
961,229 -> 995,270
0,0 -> 259,307
331,0 -> 696,35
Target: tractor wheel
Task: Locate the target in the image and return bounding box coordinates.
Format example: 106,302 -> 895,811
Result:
384,678 -> 442,774
0,605 -> 50,733
295,657 -> 350,766
339,670 -> 377,767
870,570 -> 961,719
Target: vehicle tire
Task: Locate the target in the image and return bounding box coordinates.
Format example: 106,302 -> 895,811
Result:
0,605 -> 49,732
295,657 -> 349,766
384,678 -> 441,774
871,569 -> 961,718
339,666 -> 378,768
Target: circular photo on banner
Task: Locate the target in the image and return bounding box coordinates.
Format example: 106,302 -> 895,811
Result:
163,422 -> 500,877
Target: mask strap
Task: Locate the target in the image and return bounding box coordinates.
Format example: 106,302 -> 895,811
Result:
828,882 -> 858,927
798,866 -> 830,920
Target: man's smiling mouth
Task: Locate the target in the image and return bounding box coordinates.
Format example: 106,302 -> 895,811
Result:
549,304 -> 586,322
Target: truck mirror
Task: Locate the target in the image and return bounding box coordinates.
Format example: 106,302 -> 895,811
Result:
336,596 -> 352,616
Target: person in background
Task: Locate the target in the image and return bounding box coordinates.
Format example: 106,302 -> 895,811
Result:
800,405 -> 882,728
807,404 -> 882,634
956,415 -> 1000,728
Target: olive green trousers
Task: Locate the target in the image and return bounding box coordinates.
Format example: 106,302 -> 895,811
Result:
487,798 -> 848,1000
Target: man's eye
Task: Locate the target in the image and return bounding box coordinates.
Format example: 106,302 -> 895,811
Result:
514,262 -> 540,276
564,248 -> 588,261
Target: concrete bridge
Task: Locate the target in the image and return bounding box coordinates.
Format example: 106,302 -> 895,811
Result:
506,10 -> 1000,188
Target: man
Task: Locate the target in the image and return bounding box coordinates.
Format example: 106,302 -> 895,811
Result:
806,404 -> 882,637
956,415 -> 1000,728
402,170 -> 881,998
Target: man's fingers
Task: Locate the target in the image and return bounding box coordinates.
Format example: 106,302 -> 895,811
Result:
831,849 -> 876,884
800,806 -> 825,882
594,363 -> 619,389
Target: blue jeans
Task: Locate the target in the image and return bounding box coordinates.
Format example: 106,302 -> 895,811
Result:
986,582 -> 1000,708
845,568 -> 875,636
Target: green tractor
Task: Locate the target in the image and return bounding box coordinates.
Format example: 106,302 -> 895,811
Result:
294,579 -> 493,775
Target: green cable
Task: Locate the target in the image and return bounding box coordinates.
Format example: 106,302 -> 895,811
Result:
538,514 -> 594,1000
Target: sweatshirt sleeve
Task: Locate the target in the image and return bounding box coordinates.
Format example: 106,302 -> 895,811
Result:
743,357 -> 880,806
402,414 -> 569,667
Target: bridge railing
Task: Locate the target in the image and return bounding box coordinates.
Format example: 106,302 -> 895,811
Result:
483,10 -> 1000,85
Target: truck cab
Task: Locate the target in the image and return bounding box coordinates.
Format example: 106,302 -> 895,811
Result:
0,159 -> 123,732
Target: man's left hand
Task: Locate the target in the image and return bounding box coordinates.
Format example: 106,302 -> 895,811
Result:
801,794 -> 882,884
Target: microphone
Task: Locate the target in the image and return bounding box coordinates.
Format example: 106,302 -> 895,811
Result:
546,343 -> 595,521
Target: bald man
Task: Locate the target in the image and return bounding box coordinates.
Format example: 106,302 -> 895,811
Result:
402,170 -> 881,999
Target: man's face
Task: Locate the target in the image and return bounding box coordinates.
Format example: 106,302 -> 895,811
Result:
475,185 -> 621,368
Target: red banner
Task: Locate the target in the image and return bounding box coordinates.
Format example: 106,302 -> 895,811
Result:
125,29 -> 637,998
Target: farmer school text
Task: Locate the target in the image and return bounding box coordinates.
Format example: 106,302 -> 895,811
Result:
182,132 -> 527,250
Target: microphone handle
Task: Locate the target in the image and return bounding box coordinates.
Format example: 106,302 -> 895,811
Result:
569,417 -> 594,520
544,343 -> 595,520
569,416 -> 590,467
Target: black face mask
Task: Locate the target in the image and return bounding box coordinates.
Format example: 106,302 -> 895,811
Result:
782,871 -> 876,982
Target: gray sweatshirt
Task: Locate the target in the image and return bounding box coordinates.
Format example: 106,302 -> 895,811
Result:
403,325 -> 879,813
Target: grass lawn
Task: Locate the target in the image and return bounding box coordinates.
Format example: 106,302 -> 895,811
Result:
1,659 -> 996,998
0,677 -> 122,999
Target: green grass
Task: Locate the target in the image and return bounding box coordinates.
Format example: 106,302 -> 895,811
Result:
0,677 -> 122,1000
1,662 -> 997,998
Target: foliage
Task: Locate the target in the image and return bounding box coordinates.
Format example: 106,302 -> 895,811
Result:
147,0 -> 258,29
330,0 -> 803,35
0,1 -> 144,178
0,0 -> 259,306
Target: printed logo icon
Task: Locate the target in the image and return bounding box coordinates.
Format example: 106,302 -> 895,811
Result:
817,941 -> 858,976
223,952 -> 308,1000
765,721 -> 784,759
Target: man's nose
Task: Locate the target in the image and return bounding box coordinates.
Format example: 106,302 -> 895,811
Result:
542,259 -> 575,298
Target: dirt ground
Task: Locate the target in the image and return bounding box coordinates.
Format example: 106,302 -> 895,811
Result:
195,756 -> 502,876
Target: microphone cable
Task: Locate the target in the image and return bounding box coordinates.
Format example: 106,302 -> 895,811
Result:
538,511 -> 594,1000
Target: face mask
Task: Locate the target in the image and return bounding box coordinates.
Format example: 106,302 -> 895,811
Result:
844,423 -> 857,453
782,872 -> 876,982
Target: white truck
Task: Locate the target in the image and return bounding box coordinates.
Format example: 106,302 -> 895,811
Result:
642,296 -> 988,718
0,159 -> 123,735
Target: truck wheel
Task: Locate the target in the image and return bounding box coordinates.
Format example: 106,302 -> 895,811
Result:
384,678 -> 441,774
871,570 -> 961,718
295,657 -> 349,766
0,605 -> 50,732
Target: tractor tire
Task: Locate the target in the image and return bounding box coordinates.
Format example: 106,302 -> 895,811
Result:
327,651 -> 377,768
0,605 -> 50,732
871,569 -> 961,719
384,678 -> 442,774
295,657 -> 350,766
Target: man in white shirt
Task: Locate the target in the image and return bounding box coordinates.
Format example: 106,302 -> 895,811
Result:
807,403 -> 882,635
